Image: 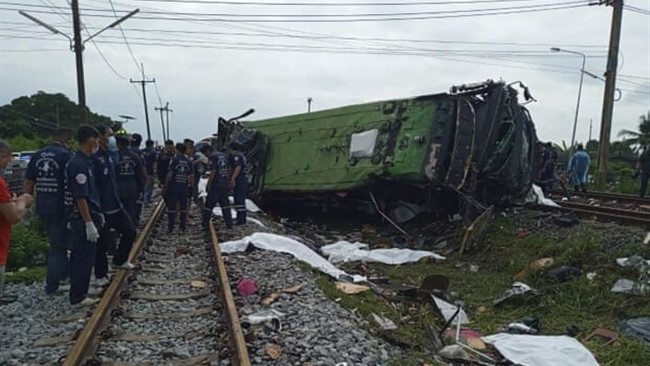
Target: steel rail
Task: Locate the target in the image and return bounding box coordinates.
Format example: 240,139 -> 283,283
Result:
208,221 -> 251,366
62,200 -> 165,366
536,201 -> 650,228
547,189 -> 650,205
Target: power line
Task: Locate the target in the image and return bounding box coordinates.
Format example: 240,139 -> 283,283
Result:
624,5 -> 650,15
131,0 -> 553,5
108,0 -> 142,74
0,2 -> 592,22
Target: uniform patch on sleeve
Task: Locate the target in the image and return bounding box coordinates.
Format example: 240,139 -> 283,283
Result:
75,173 -> 87,184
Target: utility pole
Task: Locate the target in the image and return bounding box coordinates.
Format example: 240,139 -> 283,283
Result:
130,64 -> 155,141
20,6 -> 139,126
71,0 -> 86,124
595,0 -> 623,190
589,119 -> 593,141
307,97 -> 313,113
164,102 -> 173,141
155,106 -> 166,142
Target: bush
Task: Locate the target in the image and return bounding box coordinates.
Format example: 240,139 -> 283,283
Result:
6,218 -> 48,271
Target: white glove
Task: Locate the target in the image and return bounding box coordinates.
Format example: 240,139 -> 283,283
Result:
85,222 -> 100,243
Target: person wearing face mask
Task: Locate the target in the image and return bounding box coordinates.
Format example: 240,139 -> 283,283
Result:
63,126 -> 102,307
91,125 -> 137,288
23,128 -> 74,295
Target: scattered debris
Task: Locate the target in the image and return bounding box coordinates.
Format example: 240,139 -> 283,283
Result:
265,343 -> 282,360
544,266 -> 582,283
493,282 -> 540,307
371,313 -> 397,330
502,317 -> 541,335
514,257 -> 554,280
616,255 -> 650,268
441,328 -> 485,350
437,344 -> 473,362
280,283 -> 303,293
431,295 -> 470,325
610,278 -> 648,295
190,280 -> 207,288
335,282 -> 370,295
620,317 -> 650,345
241,309 -> 285,331
586,272 -> 597,281
260,292 -> 281,305
236,278 -> 259,297
483,334 -> 599,366
584,328 -> 618,346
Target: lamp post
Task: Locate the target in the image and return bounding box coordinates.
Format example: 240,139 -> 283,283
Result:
551,47 -> 586,151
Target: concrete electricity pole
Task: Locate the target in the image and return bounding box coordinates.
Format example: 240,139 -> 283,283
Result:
595,0 -> 624,190
130,64 -> 156,141
155,103 -> 173,142
155,105 -> 166,142
19,5 -> 138,125
164,102 -> 173,141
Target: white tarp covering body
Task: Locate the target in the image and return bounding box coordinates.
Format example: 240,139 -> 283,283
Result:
482,334 -> 599,366
527,184 -> 560,207
220,233 -> 367,282
349,129 -> 379,158
321,241 -> 445,264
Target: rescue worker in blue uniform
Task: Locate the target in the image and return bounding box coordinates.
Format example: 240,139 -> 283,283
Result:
129,133 -> 148,225
64,126 -> 102,307
115,131 -> 146,224
202,145 -> 233,229
163,143 -> 193,233
142,139 -> 158,207
228,142 -> 247,225
92,125 -> 136,286
23,128 -> 73,295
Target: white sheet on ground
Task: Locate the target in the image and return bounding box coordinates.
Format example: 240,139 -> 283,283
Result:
320,241 -> 445,264
212,208 -> 266,228
482,334 -> 598,366
531,184 -> 560,207
220,233 -> 366,282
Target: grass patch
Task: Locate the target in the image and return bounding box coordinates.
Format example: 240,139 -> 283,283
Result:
5,266 -> 46,284
303,218 -> 650,365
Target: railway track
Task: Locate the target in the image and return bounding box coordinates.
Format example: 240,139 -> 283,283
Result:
547,188 -> 650,206
60,201 -> 250,366
535,201 -> 650,228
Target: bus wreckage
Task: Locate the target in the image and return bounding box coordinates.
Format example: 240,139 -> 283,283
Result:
214,80 -> 539,252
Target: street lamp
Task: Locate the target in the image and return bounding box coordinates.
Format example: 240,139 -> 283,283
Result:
551,47 -> 586,151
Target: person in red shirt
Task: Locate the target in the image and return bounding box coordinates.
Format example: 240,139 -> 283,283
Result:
0,139 -> 34,302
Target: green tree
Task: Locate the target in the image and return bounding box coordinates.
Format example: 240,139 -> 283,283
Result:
618,111 -> 650,152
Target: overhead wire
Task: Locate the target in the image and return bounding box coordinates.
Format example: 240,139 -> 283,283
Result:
130,0 -> 556,5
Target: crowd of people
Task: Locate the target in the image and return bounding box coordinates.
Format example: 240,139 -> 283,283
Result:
0,125 -> 248,306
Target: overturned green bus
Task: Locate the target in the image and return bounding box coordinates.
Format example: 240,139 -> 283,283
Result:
217,80 -> 538,219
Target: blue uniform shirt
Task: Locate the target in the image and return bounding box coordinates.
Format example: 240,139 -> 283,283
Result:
25,143 -> 72,217
168,155 -> 193,191
91,149 -> 122,213
64,150 -> 101,221
210,152 -> 230,188
228,152 -> 247,181
117,149 -> 143,199
142,147 -> 157,176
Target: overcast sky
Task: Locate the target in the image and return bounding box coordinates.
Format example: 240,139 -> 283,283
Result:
1,0 -> 648,146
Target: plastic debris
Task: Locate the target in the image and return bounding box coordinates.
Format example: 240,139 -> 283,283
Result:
620,317 -> 650,344
610,278 -> 648,295
241,309 -> 285,331
432,295 -> 470,325
335,282 -> 370,295
483,334 -> 599,366
236,278 -> 259,297
531,184 -> 560,207
442,328 -> 485,350
586,272 -> 597,281
544,266 -> 582,283
437,344 -> 473,361
371,313 -> 397,330
616,255 -> 650,268
493,282 -> 540,307
503,317 -> 541,335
